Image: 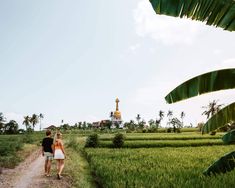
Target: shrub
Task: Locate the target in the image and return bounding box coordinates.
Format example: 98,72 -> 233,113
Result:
112,133 -> 125,148
85,133 -> 99,148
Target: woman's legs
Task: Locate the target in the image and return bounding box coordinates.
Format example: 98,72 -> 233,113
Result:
58,159 -> 64,176
56,159 -> 60,175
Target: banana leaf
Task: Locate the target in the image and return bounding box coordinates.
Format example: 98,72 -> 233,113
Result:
165,69 -> 235,104
203,151 -> 235,176
149,0 -> 235,31
202,102 -> 235,134
222,130 -> 235,144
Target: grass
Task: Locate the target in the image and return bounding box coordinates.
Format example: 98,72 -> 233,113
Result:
65,136 -> 95,188
98,139 -> 224,148
0,133 -> 42,168
85,146 -> 235,188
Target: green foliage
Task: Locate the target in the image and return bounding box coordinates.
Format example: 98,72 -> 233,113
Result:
222,130 -> 235,144
165,69 -> 235,104
203,151 -> 235,176
149,0 -> 235,31
100,139 -> 223,148
67,136 -> 80,151
202,103 -> 235,134
112,133 -> 125,148
85,133 -> 99,148
85,145 -> 235,188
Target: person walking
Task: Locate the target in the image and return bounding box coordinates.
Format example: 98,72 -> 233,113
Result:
53,132 -> 65,180
41,130 -> 54,177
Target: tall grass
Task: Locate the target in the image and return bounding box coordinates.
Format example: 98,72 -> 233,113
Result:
85,146 -> 235,188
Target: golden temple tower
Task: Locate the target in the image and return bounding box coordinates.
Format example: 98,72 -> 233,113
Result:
113,98 -> 121,120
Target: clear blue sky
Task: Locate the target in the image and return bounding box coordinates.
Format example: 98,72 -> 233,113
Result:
1,0 -> 235,129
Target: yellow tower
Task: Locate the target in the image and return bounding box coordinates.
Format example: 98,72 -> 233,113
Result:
113,98 -> 121,120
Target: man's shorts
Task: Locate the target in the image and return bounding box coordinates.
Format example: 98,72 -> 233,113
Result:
44,152 -> 53,160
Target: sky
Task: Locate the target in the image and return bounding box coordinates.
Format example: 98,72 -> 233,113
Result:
1,0 -> 235,129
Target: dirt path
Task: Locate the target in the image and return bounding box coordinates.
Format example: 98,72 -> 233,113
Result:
0,148 -> 71,188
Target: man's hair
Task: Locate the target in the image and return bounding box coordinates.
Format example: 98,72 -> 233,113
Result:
46,130 -> 51,136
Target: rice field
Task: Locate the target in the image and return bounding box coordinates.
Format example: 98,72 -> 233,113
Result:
83,132 -> 235,188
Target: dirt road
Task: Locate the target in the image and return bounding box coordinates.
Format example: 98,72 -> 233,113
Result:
0,149 -> 70,188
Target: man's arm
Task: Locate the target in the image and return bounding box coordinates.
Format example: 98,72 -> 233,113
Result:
41,139 -> 44,156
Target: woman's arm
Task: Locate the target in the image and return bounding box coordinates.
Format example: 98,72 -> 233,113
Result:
61,141 -> 65,155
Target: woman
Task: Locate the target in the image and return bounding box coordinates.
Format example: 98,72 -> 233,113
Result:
53,132 -> 65,179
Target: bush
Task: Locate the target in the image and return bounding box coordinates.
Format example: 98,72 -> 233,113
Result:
85,133 -> 99,148
112,133 -> 125,148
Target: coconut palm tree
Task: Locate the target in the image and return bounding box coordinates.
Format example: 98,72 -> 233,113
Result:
30,114 -> 39,131
157,110 -> 164,127
180,111 -> 185,127
202,100 -> 223,119
39,113 -> 44,131
23,116 -> 31,131
136,114 -> 141,125
167,110 -> 173,126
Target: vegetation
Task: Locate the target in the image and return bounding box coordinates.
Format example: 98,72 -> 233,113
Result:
112,133 -> 125,148
85,133 -> 99,148
149,0 -> 235,32
0,134 -> 41,168
85,145 -> 235,188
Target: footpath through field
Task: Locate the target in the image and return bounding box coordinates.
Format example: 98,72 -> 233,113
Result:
0,148 -> 71,188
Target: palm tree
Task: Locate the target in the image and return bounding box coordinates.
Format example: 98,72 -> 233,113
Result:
23,116 -> 31,131
30,114 -> 39,131
167,110 -> 173,126
39,113 -> 44,131
157,110 -> 164,127
202,100 -> 223,119
180,112 -> 185,127
136,114 -> 141,124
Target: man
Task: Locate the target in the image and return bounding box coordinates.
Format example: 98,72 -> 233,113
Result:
42,129 -> 54,176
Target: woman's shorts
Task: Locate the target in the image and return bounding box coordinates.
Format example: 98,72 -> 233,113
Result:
54,149 -> 65,159
44,152 -> 53,160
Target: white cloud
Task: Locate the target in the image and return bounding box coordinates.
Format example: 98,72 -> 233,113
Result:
213,58 -> 235,69
213,49 -> 222,55
133,0 -> 205,45
129,43 -> 140,52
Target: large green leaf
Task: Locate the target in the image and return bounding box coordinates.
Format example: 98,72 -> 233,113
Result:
202,103 -> 235,134
165,69 -> 235,104
203,151 -> 235,176
149,0 -> 235,31
222,129 -> 235,144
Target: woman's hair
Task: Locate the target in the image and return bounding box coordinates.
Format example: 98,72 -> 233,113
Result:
56,132 -> 62,138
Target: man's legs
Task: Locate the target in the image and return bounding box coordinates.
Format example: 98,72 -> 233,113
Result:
47,159 -> 52,175
44,159 -> 48,175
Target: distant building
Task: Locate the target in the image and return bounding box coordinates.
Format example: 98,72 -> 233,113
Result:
44,125 -> 57,130
111,98 -> 123,128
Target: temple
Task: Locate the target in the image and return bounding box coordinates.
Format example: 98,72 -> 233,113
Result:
111,98 -> 123,128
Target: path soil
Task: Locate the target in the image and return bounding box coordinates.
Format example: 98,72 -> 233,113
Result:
0,148 -> 71,188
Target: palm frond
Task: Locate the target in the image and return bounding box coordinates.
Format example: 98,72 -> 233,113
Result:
165,69 -> 235,104
222,129 -> 235,144
149,0 -> 235,31
202,103 -> 235,134
203,151 -> 235,176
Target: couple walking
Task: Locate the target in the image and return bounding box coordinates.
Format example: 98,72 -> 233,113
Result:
41,130 -> 65,180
